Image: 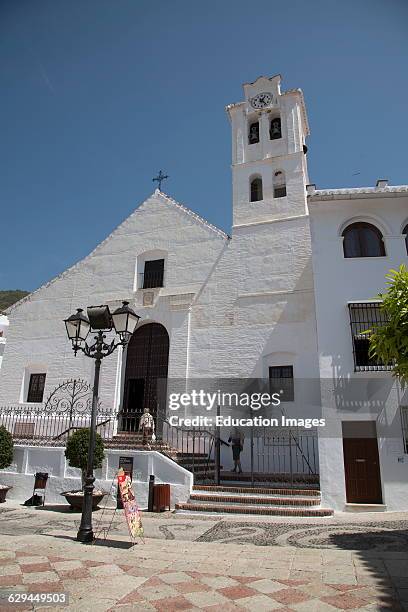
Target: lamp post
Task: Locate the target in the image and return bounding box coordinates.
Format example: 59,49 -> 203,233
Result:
64,302 -> 140,543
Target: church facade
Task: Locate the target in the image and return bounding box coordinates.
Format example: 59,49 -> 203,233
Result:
1,74 -> 407,511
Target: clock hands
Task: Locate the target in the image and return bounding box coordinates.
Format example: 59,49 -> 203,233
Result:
250,92 -> 273,109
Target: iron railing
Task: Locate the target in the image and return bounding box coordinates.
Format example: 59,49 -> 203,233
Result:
0,405 -> 318,485
0,405 -> 115,447
117,409 -> 229,482
251,428 -> 318,482
0,405 -> 227,483
139,271 -> 164,289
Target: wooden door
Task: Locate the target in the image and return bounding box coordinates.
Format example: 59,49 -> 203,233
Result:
121,323 -> 169,431
343,438 -> 382,503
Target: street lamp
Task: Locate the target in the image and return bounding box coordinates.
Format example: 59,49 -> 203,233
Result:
64,301 -> 140,543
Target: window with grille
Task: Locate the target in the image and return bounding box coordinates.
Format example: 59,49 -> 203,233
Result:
27,373 -> 46,403
274,186 -> 287,198
348,303 -> 392,371
269,365 -> 294,402
143,259 -> 164,289
273,170 -> 286,199
250,177 -> 263,202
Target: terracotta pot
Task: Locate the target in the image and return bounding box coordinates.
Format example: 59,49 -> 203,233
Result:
0,486 -> 11,503
61,490 -> 107,511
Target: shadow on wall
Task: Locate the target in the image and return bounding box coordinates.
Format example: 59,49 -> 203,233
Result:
234,257 -> 319,381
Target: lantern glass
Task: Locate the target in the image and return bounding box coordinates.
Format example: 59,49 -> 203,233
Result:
65,318 -> 78,341
64,309 -> 90,342
112,301 -> 140,337
77,317 -> 91,341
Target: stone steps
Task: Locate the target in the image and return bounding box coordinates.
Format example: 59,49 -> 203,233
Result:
104,438 -> 216,482
220,472 -> 320,486
175,502 -> 333,517
176,484 -> 333,517
193,484 -> 321,497
177,454 -> 210,459
189,493 -> 321,507
177,459 -> 215,466
104,440 -> 172,451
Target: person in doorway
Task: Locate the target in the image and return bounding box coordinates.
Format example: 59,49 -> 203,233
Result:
139,407 -> 155,446
228,427 -> 244,473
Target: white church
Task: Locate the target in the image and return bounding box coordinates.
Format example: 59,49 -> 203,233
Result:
1,74 -> 407,514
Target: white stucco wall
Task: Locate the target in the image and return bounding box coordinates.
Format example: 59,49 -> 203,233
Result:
0,191 -> 228,409
0,315 -> 8,370
0,445 -> 193,507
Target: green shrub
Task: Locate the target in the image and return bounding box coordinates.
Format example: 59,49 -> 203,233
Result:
369,265 -> 408,386
65,428 -> 105,488
0,426 -> 14,471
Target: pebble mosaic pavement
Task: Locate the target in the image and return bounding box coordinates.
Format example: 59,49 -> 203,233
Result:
0,505 -> 407,610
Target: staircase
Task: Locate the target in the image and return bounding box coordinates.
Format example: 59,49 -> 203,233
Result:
105,432 -> 171,451
106,433 -> 333,515
175,483 -> 333,517
106,433 -> 218,483
220,471 -> 319,486
175,454 -> 218,482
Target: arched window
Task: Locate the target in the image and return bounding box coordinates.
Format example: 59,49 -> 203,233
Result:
403,224 -> 408,255
342,222 -> 385,258
273,170 -> 286,198
250,177 -> 263,202
248,121 -> 260,144
270,116 -> 282,140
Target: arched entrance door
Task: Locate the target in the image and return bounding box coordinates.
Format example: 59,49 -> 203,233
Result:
120,323 -> 169,432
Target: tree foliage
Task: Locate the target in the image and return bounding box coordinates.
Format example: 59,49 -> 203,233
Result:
64,428 -> 105,485
0,290 -> 29,312
0,426 -> 14,470
369,265 -> 408,386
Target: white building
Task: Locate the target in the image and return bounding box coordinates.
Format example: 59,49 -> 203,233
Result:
1,74 -> 407,512
309,184 -> 408,511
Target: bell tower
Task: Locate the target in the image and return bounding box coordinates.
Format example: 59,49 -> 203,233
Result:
226,74 -> 310,226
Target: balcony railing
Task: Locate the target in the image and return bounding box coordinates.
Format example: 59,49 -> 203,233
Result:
139,271 -> 164,289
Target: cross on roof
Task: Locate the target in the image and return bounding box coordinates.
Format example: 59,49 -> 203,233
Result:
152,170 -> 169,191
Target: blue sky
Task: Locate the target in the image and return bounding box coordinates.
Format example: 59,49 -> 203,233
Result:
1,0 -> 407,291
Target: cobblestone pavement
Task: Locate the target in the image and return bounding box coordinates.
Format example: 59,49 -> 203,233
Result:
0,504 -> 407,611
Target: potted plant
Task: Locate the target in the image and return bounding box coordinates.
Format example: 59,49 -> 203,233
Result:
0,426 -> 13,503
62,428 -> 107,510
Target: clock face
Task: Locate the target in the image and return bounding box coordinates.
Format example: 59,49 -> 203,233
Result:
250,92 -> 273,109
